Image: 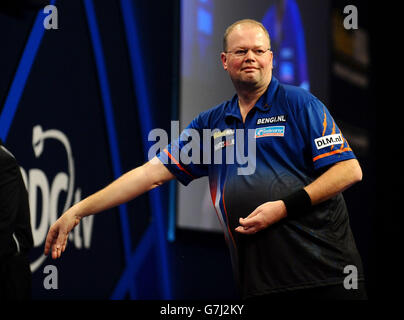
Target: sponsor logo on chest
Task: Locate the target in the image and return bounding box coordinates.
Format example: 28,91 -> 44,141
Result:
256,115 -> 287,125
255,126 -> 285,138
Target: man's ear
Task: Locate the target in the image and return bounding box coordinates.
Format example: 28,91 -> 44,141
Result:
269,50 -> 274,69
220,52 -> 228,70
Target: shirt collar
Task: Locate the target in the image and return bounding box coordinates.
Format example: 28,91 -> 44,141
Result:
225,76 -> 279,120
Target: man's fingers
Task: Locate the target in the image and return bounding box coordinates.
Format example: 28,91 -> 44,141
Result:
235,225 -> 259,234
243,208 -> 261,220
236,201 -> 286,235
236,209 -> 264,234
45,213 -> 78,258
44,228 -> 58,256
239,206 -> 263,227
239,212 -> 260,228
52,230 -> 67,259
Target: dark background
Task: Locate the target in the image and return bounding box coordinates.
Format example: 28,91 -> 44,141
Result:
0,0 -> 395,302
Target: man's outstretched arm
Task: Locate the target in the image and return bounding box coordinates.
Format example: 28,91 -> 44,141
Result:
44,157 -> 175,259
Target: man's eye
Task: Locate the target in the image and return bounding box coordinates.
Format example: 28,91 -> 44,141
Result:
235,50 -> 247,55
255,50 -> 265,55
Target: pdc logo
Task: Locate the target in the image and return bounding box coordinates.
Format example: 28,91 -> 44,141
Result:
20,125 -> 94,272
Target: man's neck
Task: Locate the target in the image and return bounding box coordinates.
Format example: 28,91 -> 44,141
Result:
237,83 -> 269,122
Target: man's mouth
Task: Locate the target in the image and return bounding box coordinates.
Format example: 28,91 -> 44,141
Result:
242,66 -> 258,72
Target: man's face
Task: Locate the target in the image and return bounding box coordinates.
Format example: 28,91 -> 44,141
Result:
221,24 -> 273,90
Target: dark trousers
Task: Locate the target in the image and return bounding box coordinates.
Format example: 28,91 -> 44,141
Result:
0,253 -> 32,300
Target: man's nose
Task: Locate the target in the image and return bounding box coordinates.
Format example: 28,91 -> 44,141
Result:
244,49 -> 256,62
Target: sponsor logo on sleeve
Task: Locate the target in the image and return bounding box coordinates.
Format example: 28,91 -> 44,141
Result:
213,129 -> 234,139
314,133 -> 343,149
214,138 -> 235,151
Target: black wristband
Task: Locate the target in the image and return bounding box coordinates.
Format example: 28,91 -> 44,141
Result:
281,188 -> 312,218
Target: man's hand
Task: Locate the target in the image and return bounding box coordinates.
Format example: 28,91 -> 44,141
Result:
44,210 -> 81,259
42,158 -> 175,259
235,200 -> 287,235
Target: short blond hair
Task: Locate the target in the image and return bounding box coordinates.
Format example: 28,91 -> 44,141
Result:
223,19 -> 271,52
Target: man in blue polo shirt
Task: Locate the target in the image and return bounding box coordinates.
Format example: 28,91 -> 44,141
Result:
44,19 -> 366,300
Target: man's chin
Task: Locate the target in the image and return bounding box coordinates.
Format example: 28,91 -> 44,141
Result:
238,78 -> 260,88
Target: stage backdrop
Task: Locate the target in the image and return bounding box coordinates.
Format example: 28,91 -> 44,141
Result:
0,0 -> 185,299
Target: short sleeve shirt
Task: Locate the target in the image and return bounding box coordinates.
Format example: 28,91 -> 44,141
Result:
157,77 -> 364,298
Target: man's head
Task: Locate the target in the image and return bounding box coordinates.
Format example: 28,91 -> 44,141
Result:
221,19 -> 273,91
222,19 -> 271,53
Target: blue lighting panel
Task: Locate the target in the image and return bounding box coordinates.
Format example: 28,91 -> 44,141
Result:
197,8 -> 212,35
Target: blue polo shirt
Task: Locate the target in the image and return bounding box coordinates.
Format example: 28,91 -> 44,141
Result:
157,77 -> 364,298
